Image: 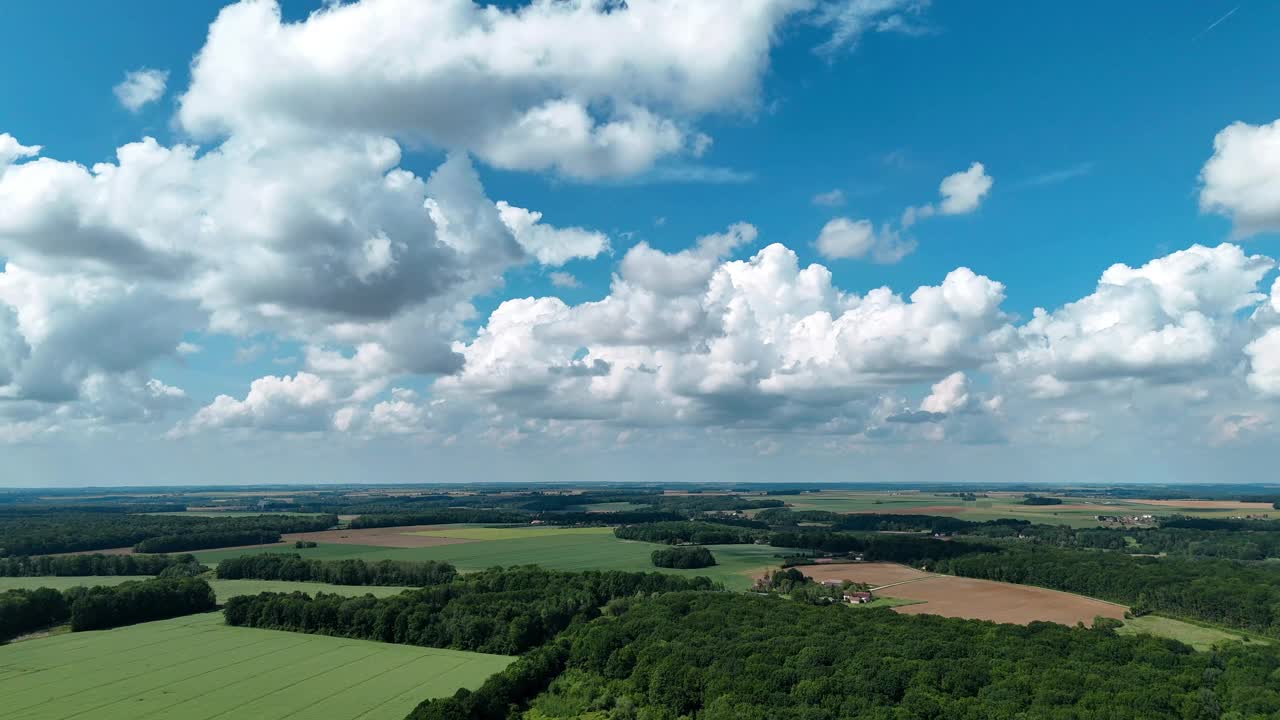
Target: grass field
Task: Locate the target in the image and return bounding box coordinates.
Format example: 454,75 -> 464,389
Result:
0,577 -> 413,601
0,613 -> 513,720
190,531 -> 793,590
408,526 -> 613,541
1119,615 -> 1267,651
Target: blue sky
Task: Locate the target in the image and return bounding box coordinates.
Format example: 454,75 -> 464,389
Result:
2,0 -> 1280,485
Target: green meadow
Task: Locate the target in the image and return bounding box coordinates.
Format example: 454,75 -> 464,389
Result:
1119,615 -> 1268,652
0,612 -> 513,720
190,529 -> 792,590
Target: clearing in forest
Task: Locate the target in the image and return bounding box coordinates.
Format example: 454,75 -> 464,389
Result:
0,612 -> 513,720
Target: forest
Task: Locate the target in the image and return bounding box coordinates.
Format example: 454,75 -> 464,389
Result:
411,591 -> 1280,720
215,553 -> 457,586
0,587 -> 68,643
0,552 -> 204,577
0,512 -> 336,556
1,577 -> 217,641
67,577 -> 218,631
224,566 -> 717,655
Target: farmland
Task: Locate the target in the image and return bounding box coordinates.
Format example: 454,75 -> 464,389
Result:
767,491 -> 1279,527
799,562 -> 1127,626
191,527 -> 793,590
0,612 -> 513,720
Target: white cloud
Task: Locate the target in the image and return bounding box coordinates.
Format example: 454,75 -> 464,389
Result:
812,189 -> 846,207
177,0 -> 810,179
113,68 -> 169,112
1003,243 -> 1274,389
440,236 -> 1011,434
1245,328 -> 1280,397
178,372 -> 341,434
814,0 -> 932,53
0,134 -> 40,169
1209,412 -> 1270,446
815,217 -> 914,263
938,161 -> 993,215
1200,118 -> 1280,235
549,271 -> 581,289
496,202 -> 609,266
815,161 -> 990,263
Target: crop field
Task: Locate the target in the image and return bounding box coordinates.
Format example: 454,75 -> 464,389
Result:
190,528 -> 792,590
0,577 -> 413,601
799,562 -> 1127,626
0,613 -> 513,720
767,491 -> 1279,527
1119,616 -> 1267,652
407,526 -> 616,541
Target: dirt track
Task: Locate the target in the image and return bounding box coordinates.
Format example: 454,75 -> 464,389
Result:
800,563 -> 1126,626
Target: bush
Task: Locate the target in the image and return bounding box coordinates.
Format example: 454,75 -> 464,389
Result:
651,546 -> 716,569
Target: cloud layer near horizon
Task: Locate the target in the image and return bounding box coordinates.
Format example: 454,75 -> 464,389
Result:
3,0 -> 1280,463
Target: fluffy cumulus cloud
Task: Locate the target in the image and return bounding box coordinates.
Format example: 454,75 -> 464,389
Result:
1200,118 -> 1280,235
0,128 -> 611,435
938,162 -> 993,215
1002,244 -> 1273,392
817,161 -> 991,263
113,68 -> 169,112
439,233 -> 1013,437
176,0 -> 813,179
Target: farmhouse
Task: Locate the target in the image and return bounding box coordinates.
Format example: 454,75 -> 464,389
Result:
844,591 -> 874,604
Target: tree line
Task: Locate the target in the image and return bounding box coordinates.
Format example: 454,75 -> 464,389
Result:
0,512 -> 335,556
651,546 -> 716,569
0,553 -> 204,577
0,588 -> 68,643
215,553 -> 457,586
1,577 -> 217,642
768,530 -> 999,564
615,521 -> 767,545
410,590 -> 1280,720
224,566 -> 717,656
68,577 -> 218,631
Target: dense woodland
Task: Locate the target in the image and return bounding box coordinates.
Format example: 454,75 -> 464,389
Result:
1,577 -> 216,641
0,553 -> 204,577
216,553 -> 457,586
0,512 -> 335,556
224,567 -> 716,655
0,588 -> 68,643
413,592 -> 1280,720
68,577 -> 218,631
650,546 -> 716,569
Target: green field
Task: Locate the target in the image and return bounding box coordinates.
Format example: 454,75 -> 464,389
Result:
190,532 -> 792,590
1119,615 -> 1267,652
0,577 -> 413,601
409,526 -> 613,541
0,613 -> 513,720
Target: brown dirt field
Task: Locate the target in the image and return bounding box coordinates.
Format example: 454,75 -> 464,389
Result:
283,525 -> 476,548
799,562 -> 1126,626
1126,499 -> 1274,510
802,563 -> 931,585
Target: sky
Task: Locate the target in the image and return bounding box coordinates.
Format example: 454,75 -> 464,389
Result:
2,0 -> 1280,486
